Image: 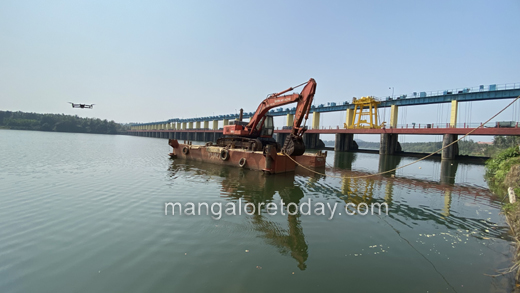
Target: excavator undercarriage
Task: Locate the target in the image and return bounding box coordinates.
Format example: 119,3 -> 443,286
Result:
214,130 -> 305,156
214,136 -> 278,152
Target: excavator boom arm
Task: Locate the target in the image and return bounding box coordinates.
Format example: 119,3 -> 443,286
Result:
246,78 -> 317,135
292,79 -> 316,136
246,93 -> 301,131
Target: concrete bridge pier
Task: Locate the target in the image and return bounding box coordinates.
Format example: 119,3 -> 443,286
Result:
441,134 -> 459,160
276,133 -> 288,147
334,133 -> 358,152
303,133 -> 320,149
379,134 -> 401,155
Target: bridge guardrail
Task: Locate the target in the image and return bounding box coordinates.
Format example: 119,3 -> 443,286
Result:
385,82 -> 520,101
274,121 -> 519,131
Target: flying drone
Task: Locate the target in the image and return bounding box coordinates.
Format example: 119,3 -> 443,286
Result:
69,102 -> 95,109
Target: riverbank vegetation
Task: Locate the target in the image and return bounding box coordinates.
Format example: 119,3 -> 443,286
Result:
0,110 -> 129,134
485,145 -> 520,197
485,144 -> 520,284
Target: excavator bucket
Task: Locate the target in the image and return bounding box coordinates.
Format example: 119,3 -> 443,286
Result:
282,135 -> 306,156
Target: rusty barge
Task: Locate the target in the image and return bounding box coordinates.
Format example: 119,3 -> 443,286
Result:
168,139 -> 326,174
168,78 -> 327,174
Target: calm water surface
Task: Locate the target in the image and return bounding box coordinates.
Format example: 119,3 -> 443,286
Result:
0,129 -> 515,292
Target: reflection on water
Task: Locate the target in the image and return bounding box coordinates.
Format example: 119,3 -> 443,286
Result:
329,153 -> 506,238
377,154 -> 402,176
169,162 -> 310,270
0,130 -> 515,293
440,160 -> 459,185
169,151 -> 512,289
333,151 -> 357,170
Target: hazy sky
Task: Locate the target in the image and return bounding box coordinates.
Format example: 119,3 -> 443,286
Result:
1,0 -> 519,141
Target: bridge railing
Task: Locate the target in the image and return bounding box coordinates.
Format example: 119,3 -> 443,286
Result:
133,121 -> 520,131
274,121 -> 519,130
390,122 -> 519,129
382,82 -> 520,101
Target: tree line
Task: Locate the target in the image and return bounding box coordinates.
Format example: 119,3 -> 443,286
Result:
0,110 -> 129,134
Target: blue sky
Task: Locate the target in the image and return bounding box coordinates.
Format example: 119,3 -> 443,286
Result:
1,0 -> 519,141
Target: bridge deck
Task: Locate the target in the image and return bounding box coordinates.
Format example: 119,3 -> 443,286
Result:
129,126 -> 520,136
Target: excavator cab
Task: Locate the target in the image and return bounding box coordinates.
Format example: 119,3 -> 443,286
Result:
259,115 -> 274,137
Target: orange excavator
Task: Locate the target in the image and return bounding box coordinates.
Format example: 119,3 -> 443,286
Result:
216,78 -> 317,156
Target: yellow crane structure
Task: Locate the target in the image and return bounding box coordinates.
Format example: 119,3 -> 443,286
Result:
344,96 -> 385,129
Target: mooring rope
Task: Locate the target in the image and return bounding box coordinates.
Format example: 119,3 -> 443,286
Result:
284,95 -> 520,179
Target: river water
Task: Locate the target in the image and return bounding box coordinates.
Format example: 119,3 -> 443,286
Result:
0,129 -> 515,292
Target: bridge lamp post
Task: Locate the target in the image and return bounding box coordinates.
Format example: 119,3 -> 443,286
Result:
389,87 -> 394,99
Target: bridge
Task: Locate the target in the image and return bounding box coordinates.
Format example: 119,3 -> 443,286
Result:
127,82 -> 520,160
